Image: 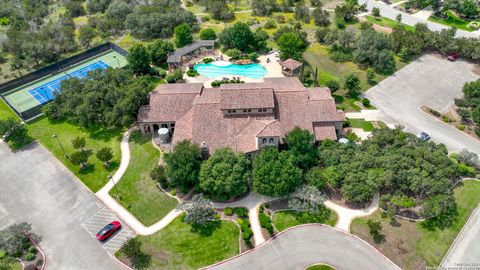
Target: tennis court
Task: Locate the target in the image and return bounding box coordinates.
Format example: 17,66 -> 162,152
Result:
2,50 -> 127,114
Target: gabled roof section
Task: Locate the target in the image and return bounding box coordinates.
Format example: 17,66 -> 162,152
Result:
219,87 -> 275,110
167,40 -> 215,63
264,77 -> 305,92
280,58 -> 302,70
153,83 -> 203,95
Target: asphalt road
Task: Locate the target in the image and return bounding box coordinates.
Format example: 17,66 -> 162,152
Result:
0,142 -> 126,270
365,54 -> 480,154
358,0 -> 480,38
441,205 -> 480,268
208,225 -> 400,270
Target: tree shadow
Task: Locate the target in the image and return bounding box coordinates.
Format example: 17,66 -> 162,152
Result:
78,163 -> 95,175
131,252 -> 152,269
190,221 -> 221,237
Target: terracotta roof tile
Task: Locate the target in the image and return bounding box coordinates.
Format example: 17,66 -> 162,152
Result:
139,78 -> 345,153
219,88 -> 274,110
280,58 -> 303,70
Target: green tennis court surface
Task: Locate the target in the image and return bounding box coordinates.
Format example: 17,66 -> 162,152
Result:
2,50 -> 127,113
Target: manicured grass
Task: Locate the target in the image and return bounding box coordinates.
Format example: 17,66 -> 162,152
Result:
0,99 -> 18,120
116,216 -> 240,269
272,209 -> 338,232
304,43 -> 407,111
110,131 -> 178,226
349,118 -> 375,132
351,180 -> 480,269
365,16 -> 415,31
28,117 -> 123,192
306,265 -> 336,270
428,10 -> 475,32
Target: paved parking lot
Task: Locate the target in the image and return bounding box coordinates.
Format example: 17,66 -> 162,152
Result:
365,54 -> 480,153
82,208 -> 135,255
0,142 -> 132,270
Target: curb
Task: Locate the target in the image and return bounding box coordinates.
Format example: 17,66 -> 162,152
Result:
201,223 -> 402,270
28,236 -> 46,270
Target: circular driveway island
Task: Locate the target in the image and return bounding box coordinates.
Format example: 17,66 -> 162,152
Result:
206,225 -> 400,270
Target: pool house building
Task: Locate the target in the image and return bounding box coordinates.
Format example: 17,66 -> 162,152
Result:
280,58 -> 303,77
167,40 -> 215,70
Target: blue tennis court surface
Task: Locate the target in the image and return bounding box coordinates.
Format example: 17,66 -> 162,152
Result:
28,61 -> 109,104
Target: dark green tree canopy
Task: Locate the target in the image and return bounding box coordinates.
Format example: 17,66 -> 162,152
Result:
148,39 -> 174,66
199,147 -> 250,201
164,140 -> 203,192
284,127 -> 318,170
253,147 -> 303,197
219,22 -> 255,52
174,23 -> 193,48
128,44 -> 151,74
43,68 -> 152,128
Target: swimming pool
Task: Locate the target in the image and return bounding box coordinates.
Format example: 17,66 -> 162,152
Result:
194,61 -> 267,79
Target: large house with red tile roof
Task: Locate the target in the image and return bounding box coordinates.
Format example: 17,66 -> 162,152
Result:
137,77 -> 345,154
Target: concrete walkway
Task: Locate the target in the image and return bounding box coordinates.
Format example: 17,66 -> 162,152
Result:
324,193 -> 380,232
95,127 -> 182,236
214,193 -> 274,246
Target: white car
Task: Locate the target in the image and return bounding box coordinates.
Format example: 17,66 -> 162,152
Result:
417,132 -> 431,141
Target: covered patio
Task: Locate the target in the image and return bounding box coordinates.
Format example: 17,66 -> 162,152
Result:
280,58 -> 303,77
167,40 -> 215,70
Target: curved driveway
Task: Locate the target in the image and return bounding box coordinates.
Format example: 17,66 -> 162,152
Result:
206,225 -> 400,270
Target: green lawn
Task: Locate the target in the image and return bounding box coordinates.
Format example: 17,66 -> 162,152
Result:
116,216 -> 240,270
428,10 -> 475,32
0,99 -> 18,120
304,43 -> 407,112
306,265 -> 336,270
110,131 -> 178,226
28,117 -> 123,192
349,118 -> 375,132
351,180 -> 480,269
272,209 -> 338,232
365,16 -> 415,31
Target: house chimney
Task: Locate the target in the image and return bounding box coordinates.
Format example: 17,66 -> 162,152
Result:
200,141 -> 209,159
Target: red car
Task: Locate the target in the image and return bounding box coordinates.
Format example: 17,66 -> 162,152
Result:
447,53 -> 458,61
96,221 -> 121,241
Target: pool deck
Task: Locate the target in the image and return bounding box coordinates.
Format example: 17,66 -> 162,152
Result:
185,53 -> 284,87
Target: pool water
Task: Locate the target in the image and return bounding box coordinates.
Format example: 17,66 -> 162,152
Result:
194,61 -> 267,79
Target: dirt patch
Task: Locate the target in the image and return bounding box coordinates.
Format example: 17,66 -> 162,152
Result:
372,24 -> 393,34
472,65 -> 480,76
265,199 -> 288,211
351,215 -> 426,270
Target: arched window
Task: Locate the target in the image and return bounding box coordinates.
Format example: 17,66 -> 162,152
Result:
269,138 -> 274,144
262,138 -> 267,144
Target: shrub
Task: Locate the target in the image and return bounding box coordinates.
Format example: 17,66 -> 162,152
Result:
335,18 -> 346,29
242,228 -> 253,240
226,49 -> 241,60
224,207 -> 234,216
372,7 -> 380,17
458,125 -> 465,131
165,74 -> 176,83
213,213 -> 220,220
326,79 -> 340,92
186,69 -> 198,77
158,69 -> 167,78
458,163 -> 475,176
442,115 -> 451,122
237,218 -> 243,225
25,252 -> 36,261
264,19 -> 277,29
202,15 -> 210,22
429,108 -> 441,117
234,207 -> 248,218
362,98 -> 371,107
27,246 -> 37,254
170,189 -> 177,196
203,57 -> 214,63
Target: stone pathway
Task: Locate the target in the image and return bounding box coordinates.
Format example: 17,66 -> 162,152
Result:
214,193 -> 274,246
95,127 -> 182,236
324,193 -> 380,232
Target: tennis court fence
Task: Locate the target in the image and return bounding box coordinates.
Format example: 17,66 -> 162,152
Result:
0,42 -> 128,122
